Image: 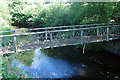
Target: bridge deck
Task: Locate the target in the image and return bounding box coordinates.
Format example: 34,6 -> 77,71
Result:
1,34 -> 119,54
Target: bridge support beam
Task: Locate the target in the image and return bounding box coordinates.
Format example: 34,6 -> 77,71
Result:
83,43 -> 86,54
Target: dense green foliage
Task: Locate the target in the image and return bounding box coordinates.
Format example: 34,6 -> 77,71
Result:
3,1 -> 119,28
33,4 -> 71,27
8,2 -> 33,27
70,3 -> 113,24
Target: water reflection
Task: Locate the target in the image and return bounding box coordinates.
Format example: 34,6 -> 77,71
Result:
13,50 -> 34,67
12,49 -> 86,78
9,45 -> 120,79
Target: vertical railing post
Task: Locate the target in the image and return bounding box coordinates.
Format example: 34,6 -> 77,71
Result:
97,27 -> 99,36
13,31 -> 17,53
50,32 -> 53,49
73,26 -> 75,38
106,27 -> 109,42
45,30 -> 47,41
81,30 -> 83,45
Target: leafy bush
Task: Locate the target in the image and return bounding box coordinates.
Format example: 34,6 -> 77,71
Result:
33,7 -> 47,27
33,3 -> 71,27
69,2 -> 116,25
8,2 -> 34,27
7,2 -> 120,28
8,2 -> 72,28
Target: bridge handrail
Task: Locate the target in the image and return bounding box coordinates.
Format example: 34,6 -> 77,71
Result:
49,25 -> 120,33
0,23 -> 118,34
0,25 -> 119,38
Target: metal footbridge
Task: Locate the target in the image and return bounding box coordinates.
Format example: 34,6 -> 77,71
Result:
0,23 -> 120,53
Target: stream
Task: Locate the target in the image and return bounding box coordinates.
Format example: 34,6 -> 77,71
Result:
8,46 -> 120,79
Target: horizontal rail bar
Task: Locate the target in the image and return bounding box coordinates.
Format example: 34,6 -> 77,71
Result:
2,38 -> 120,54
1,37 -> 119,54
49,25 -> 120,33
0,25 -> 119,38
0,31 -> 46,38
0,23 -> 118,33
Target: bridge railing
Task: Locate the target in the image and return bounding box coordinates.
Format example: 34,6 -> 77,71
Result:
0,23 -> 118,35
0,24 -> 120,53
49,25 -> 120,46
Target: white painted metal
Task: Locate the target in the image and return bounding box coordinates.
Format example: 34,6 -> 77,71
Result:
107,27 -> 109,41
0,23 -> 119,53
73,25 -> 75,38
50,32 -> 53,49
0,25 -> 120,38
13,35 -> 17,53
81,30 -> 83,45
0,23 -> 117,34
97,27 -> 99,36
45,30 -> 48,40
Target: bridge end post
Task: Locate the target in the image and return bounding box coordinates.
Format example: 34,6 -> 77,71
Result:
13,31 -> 17,53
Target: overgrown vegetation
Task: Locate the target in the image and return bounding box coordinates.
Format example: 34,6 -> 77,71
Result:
0,53 -> 29,78
3,1 -> 119,28
0,1 -> 120,28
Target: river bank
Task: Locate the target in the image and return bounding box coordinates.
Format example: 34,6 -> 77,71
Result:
104,40 -> 120,55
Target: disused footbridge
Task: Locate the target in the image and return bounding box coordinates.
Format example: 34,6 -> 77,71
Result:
0,23 -> 120,53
